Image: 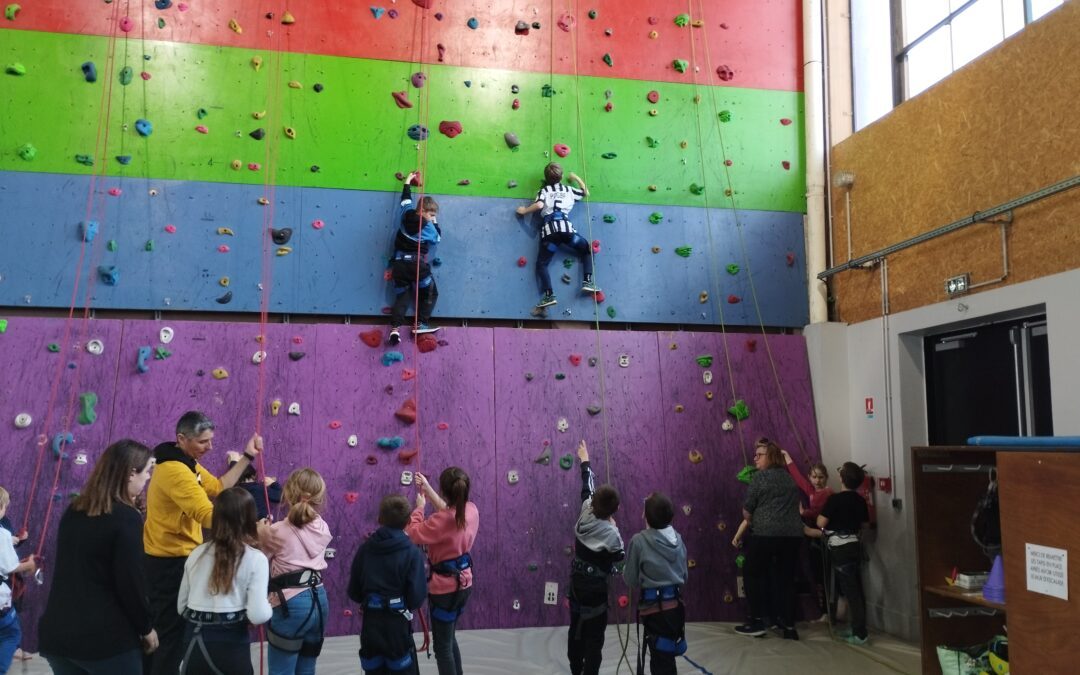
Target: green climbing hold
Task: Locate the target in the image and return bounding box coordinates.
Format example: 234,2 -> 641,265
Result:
145,240 -> 154,252
541,84 -> 555,97
562,258 -> 575,269
602,214 -> 616,223
726,263 -> 740,275
559,453 -> 574,470
646,137 -> 660,148
157,17 -> 165,28
5,4 -> 20,20
696,355 -> 713,367
527,563 -> 539,571
119,66 -> 132,85
675,246 -> 692,258
77,392 -> 98,425
0,319 -> 7,333
47,342 -> 60,352
18,143 -> 36,161
602,53 -> 613,67
735,553 -> 746,568
648,212 -> 663,224
736,465 -> 757,484
154,346 -> 171,360
5,62 -> 25,75
74,154 -> 94,166
689,183 -> 705,195
718,110 -> 732,123
555,372 -> 566,380
601,152 -> 617,159
606,306 -> 616,319
107,239 -> 117,251
196,108 -> 208,119
674,13 -> 690,26
728,399 -> 750,421
673,59 -> 689,73
588,9 -> 596,19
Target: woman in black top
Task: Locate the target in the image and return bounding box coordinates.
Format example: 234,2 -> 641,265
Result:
38,439 -> 158,674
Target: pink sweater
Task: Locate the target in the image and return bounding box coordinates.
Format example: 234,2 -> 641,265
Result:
261,515 -> 332,605
406,503 -> 479,596
786,464 -> 834,525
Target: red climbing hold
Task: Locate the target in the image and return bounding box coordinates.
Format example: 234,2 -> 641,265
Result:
381,307 -> 392,315
108,188 -> 122,196
569,354 -> 582,366
438,120 -> 463,138
436,43 -> 446,61
343,609 -> 353,617
512,99 -> 520,110
360,329 -> 382,348
594,290 -> 605,303
195,125 -> 208,134
399,448 -> 418,463
402,368 -> 416,380
781,160 -> 791,170
329,420 -> 342,429
553,144 -> 570,158
786,252 -> 796,266
780,118 -> 792,126
746,338 -> 757,352
164,224 -> 176,233
383,270 -> 393,281
647,90 -> 660,104
409,171 -> 423,187
411,0 -> 433,9
647,16 -> 659,25
724,159 -> 733,166
604,101 -> 613,112
345,492 -> 359,504
557,13 -> 574,31
392,91 -> 412,108
366,455 -> 378,465
517,256 -> 527,267
395,398 -> 418,424
618,595 -> 629,608
293,336 -> 304,344
437,422 -> 449,430
417,335 -> 438,353
728,295 -> 741,304
591,240 -> 601,254
716,65 -> 734,81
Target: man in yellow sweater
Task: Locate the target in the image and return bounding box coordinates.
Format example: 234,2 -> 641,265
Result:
143,410 -> 263,675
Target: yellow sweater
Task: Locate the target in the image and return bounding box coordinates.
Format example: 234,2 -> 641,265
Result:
143,459 -> 223,557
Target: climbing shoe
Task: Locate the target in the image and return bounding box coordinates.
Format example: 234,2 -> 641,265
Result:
581,280 -> 601,293
536,292 -> 558,308
413,324 -> 440,335
388,328 -> 401,346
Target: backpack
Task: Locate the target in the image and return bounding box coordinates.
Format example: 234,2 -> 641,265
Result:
970,468 -> 1001,560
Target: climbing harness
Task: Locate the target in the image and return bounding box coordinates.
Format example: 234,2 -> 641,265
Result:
359,593 -> 418,671
178,608 -> 249,675
428,552 -> 472,622
265,569 -> 325,656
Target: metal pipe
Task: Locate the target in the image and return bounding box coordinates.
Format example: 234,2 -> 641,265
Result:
967,221 -> 1010,290
804,0 -> 829,323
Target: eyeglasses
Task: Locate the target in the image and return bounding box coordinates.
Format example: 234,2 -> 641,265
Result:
754,452 -> 767,458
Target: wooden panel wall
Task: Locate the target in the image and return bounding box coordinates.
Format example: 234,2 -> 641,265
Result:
828,3 -> 1080,324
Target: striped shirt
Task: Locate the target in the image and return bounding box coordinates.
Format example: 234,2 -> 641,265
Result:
534,183 -> 584,238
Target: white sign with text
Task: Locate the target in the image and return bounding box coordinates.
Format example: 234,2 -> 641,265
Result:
1026,543 -> 1068,601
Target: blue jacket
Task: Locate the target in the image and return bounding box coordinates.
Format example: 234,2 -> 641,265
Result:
347,526 -> 427,611
393,184 -> 441,256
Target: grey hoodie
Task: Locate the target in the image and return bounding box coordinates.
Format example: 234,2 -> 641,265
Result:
624,526 -> 687,590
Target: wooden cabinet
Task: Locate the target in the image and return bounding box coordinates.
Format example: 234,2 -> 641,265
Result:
912,446 -> 1080,674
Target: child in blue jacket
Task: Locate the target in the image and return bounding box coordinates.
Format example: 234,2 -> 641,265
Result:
388,172 -> 442,345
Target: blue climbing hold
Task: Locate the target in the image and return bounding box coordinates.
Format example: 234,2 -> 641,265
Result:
406,124 -> 429,141
431,257 -> 443,267
370,6 -> 385,19
382,351 -> 404,366
467,17 -> 478,29
136,345 -> 152,373
377,436 -> 405,449
135,119 -> 153,137
97,265 -> 119,286
80,220 -> 99,242
81,61 -> 97,82
154,0 -> 171,8
463,80 -> 471,88
52,432 -> 74,459
116,155 -> 132,165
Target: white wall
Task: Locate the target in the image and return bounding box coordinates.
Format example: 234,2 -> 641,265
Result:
805,267 -> 1080,641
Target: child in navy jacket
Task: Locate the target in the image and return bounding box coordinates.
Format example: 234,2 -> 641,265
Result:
388,172 -> 442,344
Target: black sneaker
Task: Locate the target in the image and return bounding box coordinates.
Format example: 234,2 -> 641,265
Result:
733,622 -> 766,637
536,292 -> 557,308
783,628 -> 800,641
387,328 -> 401,346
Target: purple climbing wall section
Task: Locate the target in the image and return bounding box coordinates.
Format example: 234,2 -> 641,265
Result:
0,317 -> 820,645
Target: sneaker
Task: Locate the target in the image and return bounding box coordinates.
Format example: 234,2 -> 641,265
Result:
733,622 -> 766,637
834,626 -> 854,638
782,628 -> 800,641
843,634 -> 868,646
536,292 -> 558,308
413,324 -> 440,335
387,328 -> 401,346
581,280 -> 601,293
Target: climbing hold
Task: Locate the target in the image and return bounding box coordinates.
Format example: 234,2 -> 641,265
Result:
270,400 -> 282,416
554,373 -> 566,381
401,368 -> 415,380
52,432 -> 74,459
675,246 -> 692,257
786,252 -> 797,266
606,306 -> 617,319
394,398 -> 417,424
250,56 -> 262,71
504,132 -> 520,149
512,99 -> 521,110
283,126 -> 296,139
745,338 -> 757,352
257,195 -> 268,203
195,125 -> 208,134
77,392 -> 98,425
387,9 -> 399,18
557,12 -> 574,31
288,402 -> 301,415
618,354 -> 630,368
86,339 -> 105,355
164,224 -> 176,234
228,18 -> 242,33
689,183 -> 705,195
251,350 -> 267,365
287,80 -> 302,89
705,391 -> 714,401
80,220 -> 99,242
514,20 -> 529,35
406,124 -> 429,141
365,455 -> 378,465
728,399 -> 750,421
726,263 -> 740,275
81,61 -> 97,82
674,404 -> 684,413
398,449 -> 418,465
252,110 -> 267,119
699,291 -> 709,304
359,329 -> 382,348
651,247 -> 661,254
556,417 -> 569,432
377,436 -> 405,449
569,354 -> 582,367
5,62 -> 25,75
250,128 -> 266,140
695,355 -> 713,367
215,291 -> 232,304
107,187 -> 122,197
347,434 -> 358,447
281,10 -> 295,24
562,258 -> 575,269
381,351 -> 404,366
506,469 -> 519,485
144,240 -> 154,252
648,212 -> 663,224
311,219 -> 325,230
558,454 -> 574,470
370,6 -> 385,19
591,240 -> 601,255
553,143 -> 570,157
327,420 -> 342,431
541,84 -> 555,97
602,53 -> 613,67
646,91 -> 660,104
736,465 -> 756,484
674,13 -> 690,26
5,4 -> 19,20
687,560 -> 697,569
13,413 -> 31,429
135,345 -> 152,373
780,118 -> 793,126
600,152 -> 617,160
116,155 -> 132,164
159,326 -> 174,344
727,295 -> 741,304
716,65 -> 734,81
534,446 -> 552,465
586,404 -> 601,416
524,373 -> 534,381
97,265 -> 120,286
135,119 -> 153,136
721,420 -> 734,431
288,352 -> 305,361
46,342 -> 61,353
463,80 -> 471,88
516,256 -> 527,268
271,228 -> 293,245
688,449 -> 703,464
466,17 -> 478,29
438,120 -> 463,138
673,59 -> 689,73
313,82 -> 324,93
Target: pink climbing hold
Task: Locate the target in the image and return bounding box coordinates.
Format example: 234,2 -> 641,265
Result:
140,71 -> 151,80
727,294 -> 741,304
438,120 -> 463,138
716,65 -> 734,81
218,245 -> 230,253
618,595 -> 629,608
383,270 -> 393,281
780,118 -> 792,126
512,98 -> 520,110
720,22 -> 729,29
344,492 -> 358,504
517,256 -> 527,267
342,609 -> 353,617
591,240 -> 601,254
436,43 -> 446,62
781,160 -> 791,170
402,368 -> 416,381
786,252 -> 796,266
392,91 -> 412,109
381,307 -> 392,315
329,420 -> 342,429
312,219 -> 325,229
164,224 -> 176,233
293,336 -> 304,344
107,188 -> 121,196
746,338 -> 757,352
569,354 -> 582,366
604,101 -> 613,112
119,16 -> 133,32
542,438 -> 551,447
437,422 -> 449,430
557,13 -> 574,31
553,144 -> 570,157
177,2 -> 188,10
195,125 -> 208,134
647,90 -> 659,104
248,162 -> 260,171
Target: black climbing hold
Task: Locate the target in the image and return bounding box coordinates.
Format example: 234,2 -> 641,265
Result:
310,165 -> 320,173
250,128 -> 266,140
525,372 -> 534,381
531,21 -> 541,29
511,84 -> 519,94
588,357 -> 598,367
81,61 -> 97,82
116,155 -> 132,165
196,369 -> 204,376
313,83 -> 323,92
271,228 -> 293,245
215,291 -> 233,304
587,405 -> 602,416
288,351 -> 306,361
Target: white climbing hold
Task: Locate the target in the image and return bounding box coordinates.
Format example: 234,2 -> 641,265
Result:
682,504 -> 692,515
507,469 -> 520,484
324,547 -> 336,559
252,350 -> 267,364
721,419 -> 734,431
74,452 -> 89,465
557,417 -> 569,432
512,599 -> 521,610
347,434 -> 358,447
703,370 -> 713,385
288,402 -> 301,415
401,470 -> 414,486
86,339 -> 104,355
618,354 -> 630,368
159,327 -> 175,344
14,413 -> 32,429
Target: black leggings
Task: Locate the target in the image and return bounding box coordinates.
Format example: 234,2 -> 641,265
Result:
536,232 -> 593,293
178,621 -> 252,675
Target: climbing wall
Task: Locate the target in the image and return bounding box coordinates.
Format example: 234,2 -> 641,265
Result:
0,0 -> 809,326
0,317 -> 821,645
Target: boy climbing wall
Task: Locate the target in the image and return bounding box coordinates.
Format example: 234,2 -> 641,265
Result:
388,172 -> 441,346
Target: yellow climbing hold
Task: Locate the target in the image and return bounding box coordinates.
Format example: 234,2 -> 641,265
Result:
251,56 -> 262,71
688,449 -> 703,464
691,19 -> 704,27
211,368 -> 229,379
281,10 -> 295,24
705,391 -> 714,400
647,185 -> 658,192
217,227 -> 235,235
674,404 -> 684,413
693,94 -> 701,103
276,246 -> 293,256
648,109 -> 658,117
699,291 -> 708,303
270,399 -> 282,416
283,126 -> 296,139
252,110 -> 267,119
649,30 -> 658,39
230,159 -> 242,170
652,246 -> 661,254
288,80 -> 302,89
680,140 -> 688,148
228,18 -> 242,34
219,277 -> 230,287
687,559 -> 697,569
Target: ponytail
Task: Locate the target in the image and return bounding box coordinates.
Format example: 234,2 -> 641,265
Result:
283,468 -> 326,528
438,467 -> 471,531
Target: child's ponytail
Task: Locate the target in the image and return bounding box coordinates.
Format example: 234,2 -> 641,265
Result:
439,467 -> 471,530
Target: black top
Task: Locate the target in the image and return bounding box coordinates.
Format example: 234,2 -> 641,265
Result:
37,502 -> 152,660
347,526 -> 427,611
744,466 -> 804,537
820,490 -> 870,534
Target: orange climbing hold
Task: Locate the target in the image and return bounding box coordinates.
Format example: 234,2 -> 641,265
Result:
417,335 -> 438,353
402,368 -> 416,380
395,398 -> 417,424
360,329 -> 382,348
392,91 -> 412,108
399,448 -> 419,463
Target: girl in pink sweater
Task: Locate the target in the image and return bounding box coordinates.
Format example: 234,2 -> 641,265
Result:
406,467 -> 479,675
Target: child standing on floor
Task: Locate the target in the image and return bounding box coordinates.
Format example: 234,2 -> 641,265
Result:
258,469 -> 333,675
348,495 -> 427,675
817,462 -> 871,645
783,449 -> 833,619
625,492 -> 688,675
388,171 -> 442,345
406,468 -> 478,675
0,487 -> 37,675
567,440 -> 624,675
515,162 -> 600,310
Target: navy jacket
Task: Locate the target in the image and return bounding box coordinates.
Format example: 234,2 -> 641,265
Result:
348,526 -> 427,610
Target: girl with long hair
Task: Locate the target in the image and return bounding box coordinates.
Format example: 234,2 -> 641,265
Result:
258,468 -> 332,675
406,467 -> 479,675
37,439 -> 156,674
177,487 -> 272,675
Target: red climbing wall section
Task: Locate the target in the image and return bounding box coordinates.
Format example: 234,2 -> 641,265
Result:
0,317 -> 821,644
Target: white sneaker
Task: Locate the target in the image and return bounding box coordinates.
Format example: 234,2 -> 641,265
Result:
413,324 -> 440,335
388,328 -> 401,346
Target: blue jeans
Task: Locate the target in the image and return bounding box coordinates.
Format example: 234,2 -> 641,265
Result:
43,649 -> 143,675
536,232 -> 593,294
0,609 -> 20,675
268,586 -> 328,675
429,589 -> 470,675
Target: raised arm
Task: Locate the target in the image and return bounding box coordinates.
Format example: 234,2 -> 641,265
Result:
578,440 -> 595,502
566,172 -> 589,197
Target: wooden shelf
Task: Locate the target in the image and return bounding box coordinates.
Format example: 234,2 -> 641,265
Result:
924,584 -> 1005,611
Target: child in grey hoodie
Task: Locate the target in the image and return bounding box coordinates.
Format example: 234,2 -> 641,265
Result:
625,492 -> 688,675
568,440 -> 624,675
